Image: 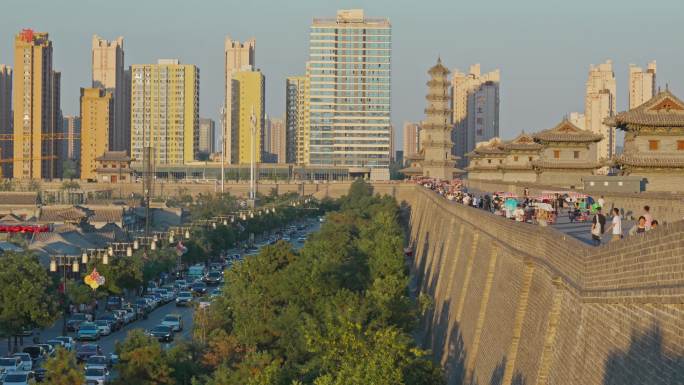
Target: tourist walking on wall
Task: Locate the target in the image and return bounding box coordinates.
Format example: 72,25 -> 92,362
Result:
629,216 -> 648,235
643,206 -> 653,229
590,207 -> 606,246
605,208 -> 623,241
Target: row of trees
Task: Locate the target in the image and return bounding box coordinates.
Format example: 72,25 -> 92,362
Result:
83,180 -> 441,385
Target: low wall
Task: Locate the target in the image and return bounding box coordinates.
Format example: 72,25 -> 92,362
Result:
464,179 -> 684,224
403,185 -> 684,385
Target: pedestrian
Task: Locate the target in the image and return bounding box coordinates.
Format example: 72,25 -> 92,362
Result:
643,206 -> 653,229
605,208 -> 623,242
514,204 -> 525,222
650,220 -> 659,230
590,207 -> 606,246
598,195 -> 606,210
629,216 -> 648,235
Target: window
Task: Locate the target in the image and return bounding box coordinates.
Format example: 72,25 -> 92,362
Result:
677,140 -> 684,150
553,150 -> 560,159
528,156 -> 533,162
513,156 -> 519,162
649,140 -> 660,150
573,151 -> 580,159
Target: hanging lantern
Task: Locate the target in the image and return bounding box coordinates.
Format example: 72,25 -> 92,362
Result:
108,246 -> 114,256
223,219 -> 228,226
133,239 -> 139,250
126,246 -> 133,257
49,258 -> 57,272
72,260 -> 80,273
103,253 -> 109,265
82,252 -> 89,264
185,230 -> 190,239
169,234 -> 174,243
230,216 -> 235,223
153,234 -> 159,242
212,222 -> 217,229
151,241 -> 157,251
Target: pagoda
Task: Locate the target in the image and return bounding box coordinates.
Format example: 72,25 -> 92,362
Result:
402,58 -> 463,179
606,90 -> 684,191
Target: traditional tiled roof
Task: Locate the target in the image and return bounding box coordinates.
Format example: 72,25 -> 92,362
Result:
0,192 -> 39,205
533,120 -> 603,143
606,90 -> 684,128
0,213 -> 24,223
615,153 -> 684,168
532,160 -> 601,170
428,58 -> 449,75
89,207 -> 123,223
499,164 -> 536,171
501,132 -> 543,151
96,151 -> 132,162
467,138 -> 506,157
39,206 -> 89,222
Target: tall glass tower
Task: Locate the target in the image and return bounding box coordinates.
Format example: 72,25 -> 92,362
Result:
307,9 -> 391,172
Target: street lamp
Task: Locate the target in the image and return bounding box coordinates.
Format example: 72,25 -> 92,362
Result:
72,259 -> 79,273
50,255 -> 81,334
184,229 -> 190,240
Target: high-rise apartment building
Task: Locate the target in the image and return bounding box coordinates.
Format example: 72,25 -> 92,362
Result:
307,9 -> 392,171
92,35 -> 129,153
452,64 -> 500,167
0,65 -> 11,177
567,112 -> 586,130
198,118 -> 216,155
629,61 -> 657,109
63,115 -> 81,160
224,37 -> 255,164
402,122 -> 420,161
12,29 -> 59,179
130,59 -> 199,165
231,68 -> 264,164
80,88 -> 113,180
52,71 -> 64,178
585,60 -> 616,161
286,76 -> 309,164
264,116 -> 286,163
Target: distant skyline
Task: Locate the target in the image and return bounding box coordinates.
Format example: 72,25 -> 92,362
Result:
1,0 -> 682,149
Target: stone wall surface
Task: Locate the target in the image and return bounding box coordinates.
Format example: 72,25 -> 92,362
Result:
464,179 -> 684,224
397,184 -> 684,385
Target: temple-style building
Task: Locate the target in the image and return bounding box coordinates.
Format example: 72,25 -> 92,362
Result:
607,90 -> 684,191
499,132 -> 543,183
532,120 -> 603,187
402,58 -> 462,179
464,138 -> 506,181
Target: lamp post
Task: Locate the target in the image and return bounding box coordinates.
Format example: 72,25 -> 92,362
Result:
50,255 -> 80,334
249,106 -> 257,203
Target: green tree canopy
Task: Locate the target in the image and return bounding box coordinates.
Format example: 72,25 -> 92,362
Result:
43,347 -> 85,385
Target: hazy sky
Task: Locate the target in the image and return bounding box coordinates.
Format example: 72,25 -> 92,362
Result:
1,0 -> 682,148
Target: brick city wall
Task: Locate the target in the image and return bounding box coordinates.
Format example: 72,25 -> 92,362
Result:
464,179 -> 684,224
399,185 -> 684,385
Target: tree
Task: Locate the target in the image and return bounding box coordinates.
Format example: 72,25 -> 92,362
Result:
114,330 -> 174,385
62,160 -> 78,180
0,252 -> 59,351
43,347 -> 85,385
61,180 -> 81,191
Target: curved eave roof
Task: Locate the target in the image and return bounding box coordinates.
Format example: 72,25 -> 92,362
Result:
607,90 -> 684,129
533,120 -> 603,143
615,154 -> 684,168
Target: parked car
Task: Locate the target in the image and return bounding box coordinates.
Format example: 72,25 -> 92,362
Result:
105,296 -> 123,311
84,367 -> 109,385
22,345 -> 46,361
76,344 -> 102,363
190,282 -> 208,296
121,308 -> 138,323
1,371 -> 34,385
46,339 -> 66,352
10,354 -> 32,372
35,343 -> 55,357
175,291 -> 193,307
147,325 -> 174,342
143,295 -> 160,309
84,355 -> 109,370
54,336 -> 74,351
113,309 -> 132,325
93,320 -> 112,336
134,299 -> 152,315
0,357 -> 22,374
66,313 -> 90,332
161,314 -> 183,332
76,322 -> 101,341
98,314 -> 123,331
173,280 -> 189,291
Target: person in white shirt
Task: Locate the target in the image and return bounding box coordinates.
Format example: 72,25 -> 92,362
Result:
514,205 -> 525,222
605,207 -> 622,241
598,196 -> 605,210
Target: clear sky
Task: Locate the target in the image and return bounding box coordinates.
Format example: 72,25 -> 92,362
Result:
1,0 -> 682,148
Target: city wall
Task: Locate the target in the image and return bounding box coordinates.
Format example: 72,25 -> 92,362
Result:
397,185 -> 683,385
465,179 -> 684,224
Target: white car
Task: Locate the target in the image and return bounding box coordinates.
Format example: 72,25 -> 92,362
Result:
54,336 -> 74,351
1,371 -> 34,385
84,355 -> 108,371
84,367 -> 109,385
161,314 -> 183,332
0,356 -> 21,374
10,354 -> 31,372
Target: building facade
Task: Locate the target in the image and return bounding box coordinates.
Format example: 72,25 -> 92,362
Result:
12,29 -> 59,180
95,151 -> 132,183
92,35 -> 129,153
286,76 -> 309,165
80,88 -> 113,180
231,68 -> 264,164
130,59 -> 199,165
264,117 -> 286,163
628,61 -> 656,109
585,60 -> 616,161
63,115 -> 81,160
198,118 -> 216,156
452,64 -> 500,166
307,9 -> 392,172
224,37 -> 255,164
402,121 -> 420,162
608,90 -> 684,192
402,59 -> 461,180
0,65 -> 11,177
